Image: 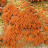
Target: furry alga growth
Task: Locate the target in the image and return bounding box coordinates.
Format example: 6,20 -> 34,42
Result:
0,0 -> 6,14
0,0 -> 6,6
0,8 -> 2,13
0,0 -> 48,48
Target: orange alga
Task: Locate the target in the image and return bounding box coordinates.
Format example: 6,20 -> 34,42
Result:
0,7 -> 2,13
0,0 -> 48,48
0,0 -> 6,6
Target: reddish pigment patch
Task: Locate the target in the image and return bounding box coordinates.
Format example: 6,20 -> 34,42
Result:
0,0 -> 48,48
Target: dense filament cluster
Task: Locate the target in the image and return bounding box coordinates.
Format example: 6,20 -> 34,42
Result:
0,7 -> 2,13
0,0 -> 6,6
0,1 -> 48,48
0,0 -> 6,14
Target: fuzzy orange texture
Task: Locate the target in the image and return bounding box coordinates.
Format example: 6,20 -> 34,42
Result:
1,0 -> 48,48
2,4 -> 48,48
45,40 -> 48,45
0,8 -> 2,13
0,37 -> 3,46
0,0 -> 6,6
